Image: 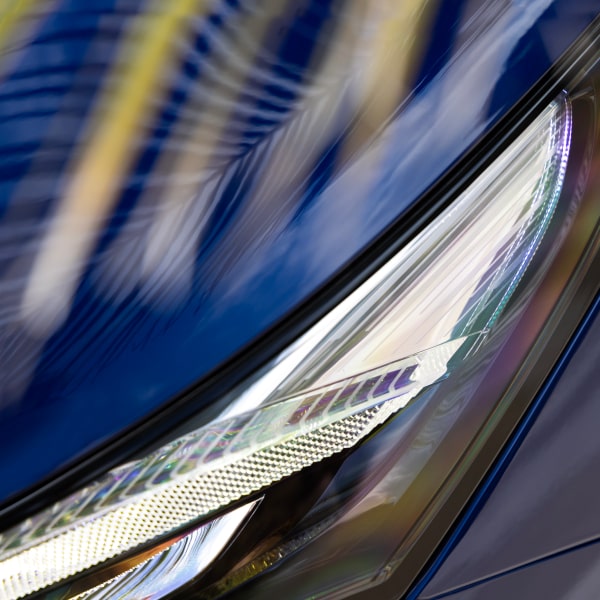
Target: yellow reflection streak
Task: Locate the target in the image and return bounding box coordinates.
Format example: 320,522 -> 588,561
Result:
20,0 -> 209,334
138,2 -> 293,297
0,0 -> 38,50
345,0 -> 434,153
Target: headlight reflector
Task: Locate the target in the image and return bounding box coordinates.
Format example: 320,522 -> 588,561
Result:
0,96 -> 574,599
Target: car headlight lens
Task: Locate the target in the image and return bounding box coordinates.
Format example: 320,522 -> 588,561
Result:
0,88 -> 579,599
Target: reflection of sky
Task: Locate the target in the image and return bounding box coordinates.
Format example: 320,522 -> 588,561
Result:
0,0 -> 597,502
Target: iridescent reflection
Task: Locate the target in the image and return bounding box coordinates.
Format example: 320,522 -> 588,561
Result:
0,93 -> 570,600
69,502 -> 256,600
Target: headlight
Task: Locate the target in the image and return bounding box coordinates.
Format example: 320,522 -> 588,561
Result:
2,8 -> 600,600
2,78 -> 599,600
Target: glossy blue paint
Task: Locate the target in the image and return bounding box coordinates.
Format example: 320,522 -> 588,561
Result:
422,539 -> 600,600
0,0 -> 599,503
415,294 -> 600,598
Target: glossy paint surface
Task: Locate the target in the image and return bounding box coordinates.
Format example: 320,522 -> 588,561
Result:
419,306 -> 600,598
421,540 -> 600,600
0,0 -> 599,503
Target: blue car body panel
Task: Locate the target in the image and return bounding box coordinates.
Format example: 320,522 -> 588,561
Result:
422,540 -> 600,600
417,300 -> 600,598
0,0 -> 599,507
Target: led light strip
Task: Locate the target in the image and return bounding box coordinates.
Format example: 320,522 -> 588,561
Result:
0,97 -> 571,600
0,340 -> 463,599
70,502 -> 258,600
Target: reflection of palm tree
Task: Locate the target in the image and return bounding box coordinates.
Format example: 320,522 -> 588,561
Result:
18,0 -> 434,334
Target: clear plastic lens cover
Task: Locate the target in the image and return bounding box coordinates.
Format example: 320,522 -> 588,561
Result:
0,97 -> 572,599
67,502 -> 257,600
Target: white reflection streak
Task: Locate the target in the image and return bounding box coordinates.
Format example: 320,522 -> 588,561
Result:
305,0 -> 554,277
78,501 -> 256,599
201,0 -> 434,305
98,1 -> 364,307
137,3 -> 292,304
18,0 -> 209,336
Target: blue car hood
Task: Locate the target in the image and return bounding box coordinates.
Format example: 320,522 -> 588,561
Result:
0,0 -> 598,503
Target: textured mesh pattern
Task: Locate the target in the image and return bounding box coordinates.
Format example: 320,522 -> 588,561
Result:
0,408 -> 383,600
1,340 -> 468,600
0,98 -> 570,599
71,502 -> 256,600
0,349 -> 443,556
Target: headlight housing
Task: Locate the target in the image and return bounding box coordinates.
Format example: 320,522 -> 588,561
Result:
2,9 -> 600,600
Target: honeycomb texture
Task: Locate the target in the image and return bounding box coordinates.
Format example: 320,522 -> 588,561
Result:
0,407 -> 385,599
